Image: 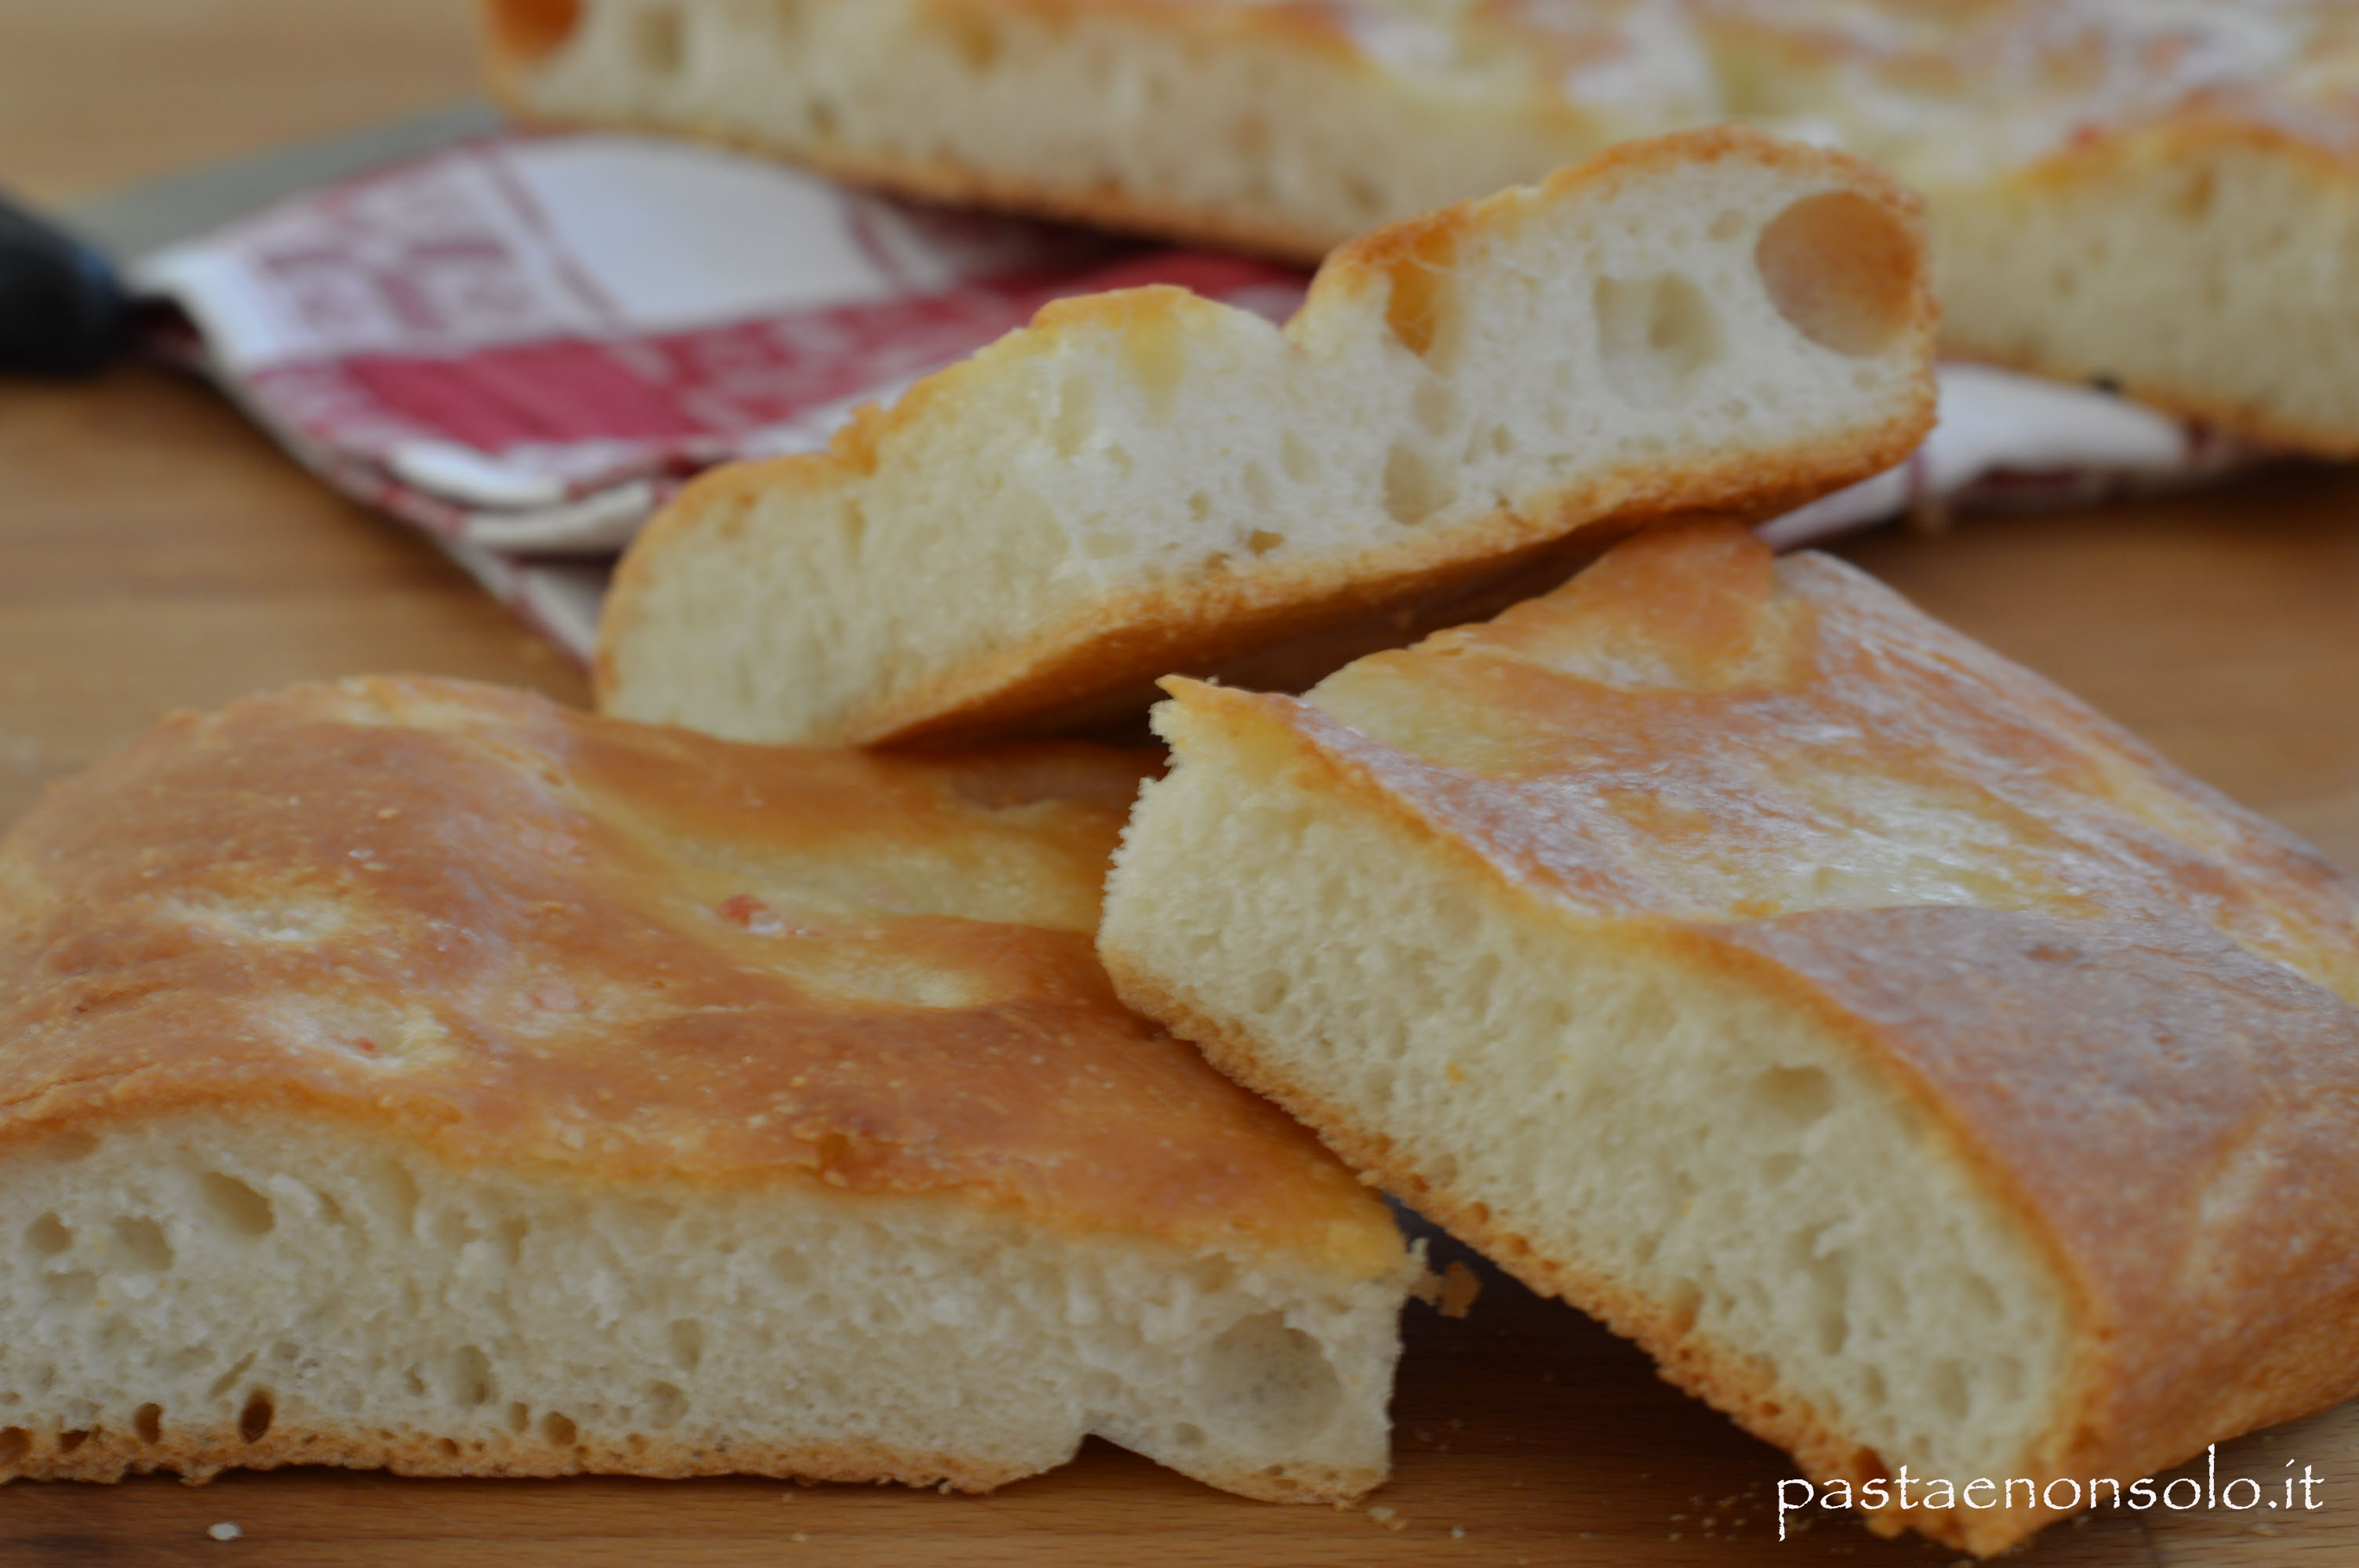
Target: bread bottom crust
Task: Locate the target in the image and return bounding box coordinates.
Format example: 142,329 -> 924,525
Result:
0,1421 -> 1022,1493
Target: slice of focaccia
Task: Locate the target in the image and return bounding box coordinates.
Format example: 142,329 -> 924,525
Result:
595,127 -> 1934,747
0,677 -> 1414,1501
1097,520 -> 2359,1555
486,0 -> 2359,456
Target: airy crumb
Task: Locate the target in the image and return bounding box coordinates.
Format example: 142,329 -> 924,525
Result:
206,1523 -> 242,1542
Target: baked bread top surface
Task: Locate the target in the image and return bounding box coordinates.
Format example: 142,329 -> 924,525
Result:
1145,517 -> 2359,1493
0,677 -> 1399,1276
1287,517 -> 2359,1005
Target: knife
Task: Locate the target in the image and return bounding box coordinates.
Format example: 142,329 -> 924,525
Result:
0,99 -> 501,377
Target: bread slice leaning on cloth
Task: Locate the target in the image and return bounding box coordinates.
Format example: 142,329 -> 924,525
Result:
1096,520 -> 2359,1555
0,677 -> 1415,1500
595,127 -> 1935,748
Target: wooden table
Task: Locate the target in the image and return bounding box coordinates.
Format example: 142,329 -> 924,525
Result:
3,3 -> 2357,1563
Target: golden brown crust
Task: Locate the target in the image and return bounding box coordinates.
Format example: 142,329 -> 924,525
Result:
595,128 -> 1936,746
0,1416 -> 1032,1494
1105,522 -> 2359,1554
1296,520 -> 2359,1000
0,677 -> 1401,1279
1716,907 -> 2359,1551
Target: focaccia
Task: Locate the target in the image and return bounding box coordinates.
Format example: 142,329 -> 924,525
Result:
597,128 -> 1933,746
0,677 -> 1413,1500
485,0 -> 2359,456
1097,519 -> 2359,1554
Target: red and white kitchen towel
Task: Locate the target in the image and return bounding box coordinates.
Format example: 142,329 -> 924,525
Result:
134,129 -> 2256,663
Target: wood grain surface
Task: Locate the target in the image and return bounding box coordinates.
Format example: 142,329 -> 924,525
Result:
2,3 -> 2357,1563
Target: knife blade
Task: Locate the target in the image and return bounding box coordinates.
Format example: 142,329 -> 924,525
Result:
1,99 -> 500,376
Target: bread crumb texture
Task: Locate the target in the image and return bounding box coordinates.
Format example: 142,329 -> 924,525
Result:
0,677 -> 1412,1499
494,0 -> 2359,453
596,125 -> 1931,746
1100,520 -> 2359,1555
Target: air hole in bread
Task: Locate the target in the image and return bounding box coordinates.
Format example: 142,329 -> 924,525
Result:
1806,1247 -> 1852,1356
1750,1065 -> 1835,1127
1241,460 -> 1277,513
644,1381 -> 689,1430
238,1391 -> 275,1443
200,1172 -> 274,1237
543,1411 -> 580,1447
1247,970 -> 1292,1011
1708,209 -> 1747,243
0,1429 -> 27,1465
1382,442 -> 1453,526
449,1345 -> 496,1409
1205,1312 -> 1344,1445
133,1403 -> 162,1444
1754,192 -> 1917,358
25,1214 -> 69,1258
438,1436 -> 462,1458
113,1217 -> 173,1273
1187,491 -> 1212,524
57,1428 -> 90,1454
1246,530 -> 1285,556
1121,314 -> 1187,419
1594,272 -> 1724,406
507,1400 -> 531,1433
1383,263 -> 1449,361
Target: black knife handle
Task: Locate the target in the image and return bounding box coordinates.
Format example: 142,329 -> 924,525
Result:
0,191 -> 129,377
